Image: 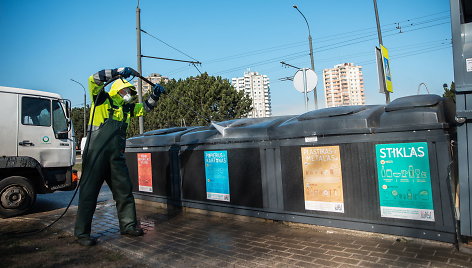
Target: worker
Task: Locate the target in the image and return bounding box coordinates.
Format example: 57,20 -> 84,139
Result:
75,67 -> 164,246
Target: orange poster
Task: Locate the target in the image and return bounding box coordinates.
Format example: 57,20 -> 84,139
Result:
137,153 -> 153,192
301,146 -> 344,213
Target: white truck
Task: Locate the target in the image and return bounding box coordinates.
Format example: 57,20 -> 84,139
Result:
0,86 -> 77,217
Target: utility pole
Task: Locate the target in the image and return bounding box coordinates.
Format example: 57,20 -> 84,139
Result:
136,0 -> 144,134
293,5 -> 318,110
373,0 -> 390,104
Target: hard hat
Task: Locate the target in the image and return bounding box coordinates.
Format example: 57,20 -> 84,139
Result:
110,79 -> 137,96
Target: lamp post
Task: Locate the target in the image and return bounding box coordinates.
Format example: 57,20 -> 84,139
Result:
293,5 -> 318,110
70,79 -> 87,139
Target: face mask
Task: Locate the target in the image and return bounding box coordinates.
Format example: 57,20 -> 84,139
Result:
122,94 -> 132,103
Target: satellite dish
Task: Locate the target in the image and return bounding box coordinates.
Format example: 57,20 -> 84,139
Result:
293,68 -> 318,93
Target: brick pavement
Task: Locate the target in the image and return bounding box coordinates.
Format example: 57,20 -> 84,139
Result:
28,201 -> 472,267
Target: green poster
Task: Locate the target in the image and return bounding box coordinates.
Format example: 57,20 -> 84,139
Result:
375,142 -> 435,222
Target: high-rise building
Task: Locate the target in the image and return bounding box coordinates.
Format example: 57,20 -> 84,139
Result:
322,63 -> 365,107
232,71 -> 271,118
133,73 -> 169,94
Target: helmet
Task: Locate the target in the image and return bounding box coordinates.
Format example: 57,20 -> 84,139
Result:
110,79 -> 137,97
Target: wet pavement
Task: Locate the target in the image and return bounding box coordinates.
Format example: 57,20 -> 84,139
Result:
17,200 -> 472,267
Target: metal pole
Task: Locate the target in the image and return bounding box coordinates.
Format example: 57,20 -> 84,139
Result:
373,0 -> 390,104
308,35 -> 318,110
136,1 -> 144,134
294,5 -> 318,110
303,68 -> 308,111
83,93 -> 86,137
70,79 -> 87,139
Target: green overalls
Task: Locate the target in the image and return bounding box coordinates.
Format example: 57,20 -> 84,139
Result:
74,109 -> 136,238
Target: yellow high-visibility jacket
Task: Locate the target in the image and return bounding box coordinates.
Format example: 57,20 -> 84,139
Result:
87,69 -> 144,127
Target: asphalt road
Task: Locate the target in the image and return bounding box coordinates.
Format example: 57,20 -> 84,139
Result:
30,184 -> 112,214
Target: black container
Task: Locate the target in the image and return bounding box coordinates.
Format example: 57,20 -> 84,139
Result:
177,116 -> 293,214
270,95 -> 456,242
125,95 -> 457,242
126,127 -> 202,205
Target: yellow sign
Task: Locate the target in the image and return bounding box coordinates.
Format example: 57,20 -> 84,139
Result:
381,45 -> 393,93
301,146 -> 344,213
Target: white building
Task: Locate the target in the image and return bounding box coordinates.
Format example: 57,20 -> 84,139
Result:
323,63 -> 365,107
231,71 -> 271,118
133,73 -> 169,94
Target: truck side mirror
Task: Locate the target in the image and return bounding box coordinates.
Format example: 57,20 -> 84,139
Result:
65,100 -> 71,118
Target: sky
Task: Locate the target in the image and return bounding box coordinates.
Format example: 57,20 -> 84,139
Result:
0,0 -> 453,116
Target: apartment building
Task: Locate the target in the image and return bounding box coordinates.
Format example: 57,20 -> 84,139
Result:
133,73 -> 169,94
231,71 -> 271,118
323,63 -> 365,107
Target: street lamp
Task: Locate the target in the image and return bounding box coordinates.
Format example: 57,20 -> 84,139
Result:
293,5 -> 318,110
70,79 -> 87,139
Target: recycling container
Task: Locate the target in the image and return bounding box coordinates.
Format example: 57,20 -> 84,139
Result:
269,94 -> 457,242
177,116 -> 293,216
125,94 -> 457,242
125,126 -> 202,206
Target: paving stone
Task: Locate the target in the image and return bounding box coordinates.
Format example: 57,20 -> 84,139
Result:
448,258 -> 472,267
331,256 -> 360,266
18,201 -> 472,268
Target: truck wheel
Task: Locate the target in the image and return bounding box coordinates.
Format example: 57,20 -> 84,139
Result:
0,176 -> 36,218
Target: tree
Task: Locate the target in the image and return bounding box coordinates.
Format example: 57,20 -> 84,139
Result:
443,82 -> 455,101
70,106 -> 90,148
127,73 -> 253,137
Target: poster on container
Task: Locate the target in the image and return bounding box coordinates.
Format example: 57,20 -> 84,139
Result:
137,153 -> 153,192
204,151 -> 230,202
301,146 -> 344,213
375,142 -> 435,221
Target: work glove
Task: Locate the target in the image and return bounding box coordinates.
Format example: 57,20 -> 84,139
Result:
144,84 -> 165,112
116,67 -> 139,78
152,84 -> 165,96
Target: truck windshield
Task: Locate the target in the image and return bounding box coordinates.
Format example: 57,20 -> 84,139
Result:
52,100 -> 68,134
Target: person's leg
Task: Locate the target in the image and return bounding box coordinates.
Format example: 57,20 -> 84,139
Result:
108,156 -> 143,234
74,130 -> 110,244
74,165 -> 106,243
108,133 -> 142,235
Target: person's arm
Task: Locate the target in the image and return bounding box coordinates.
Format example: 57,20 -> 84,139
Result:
125,84 -> 165,117
143,84 -> 165,112
87,67 -> 139,101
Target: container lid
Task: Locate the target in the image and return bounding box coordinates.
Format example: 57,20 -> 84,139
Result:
179,116 -> 293,145
143,127 -> 189,136
126,126 -> 203,148
377,94 -> 454,132
298,105 -> 369,120
269,105 -> 384,139
385,94 -> 441,112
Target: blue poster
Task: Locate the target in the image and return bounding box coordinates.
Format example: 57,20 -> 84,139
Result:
204,151 -> 230,202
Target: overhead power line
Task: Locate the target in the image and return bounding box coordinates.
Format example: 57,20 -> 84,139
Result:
141,29 -> 200,62
169,11 -> 450,76
162,10 -> 451,78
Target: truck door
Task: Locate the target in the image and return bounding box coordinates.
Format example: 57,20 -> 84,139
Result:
0,92 -> 19,156
17,96 -> 72,168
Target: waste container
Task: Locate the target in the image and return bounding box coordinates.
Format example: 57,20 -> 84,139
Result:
270,95 -> 457,242
125,126 -> 202,205
125,95 -> 457,242
178,116 -> 293,216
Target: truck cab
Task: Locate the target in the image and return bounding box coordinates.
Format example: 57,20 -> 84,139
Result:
0,86 -> 77,217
